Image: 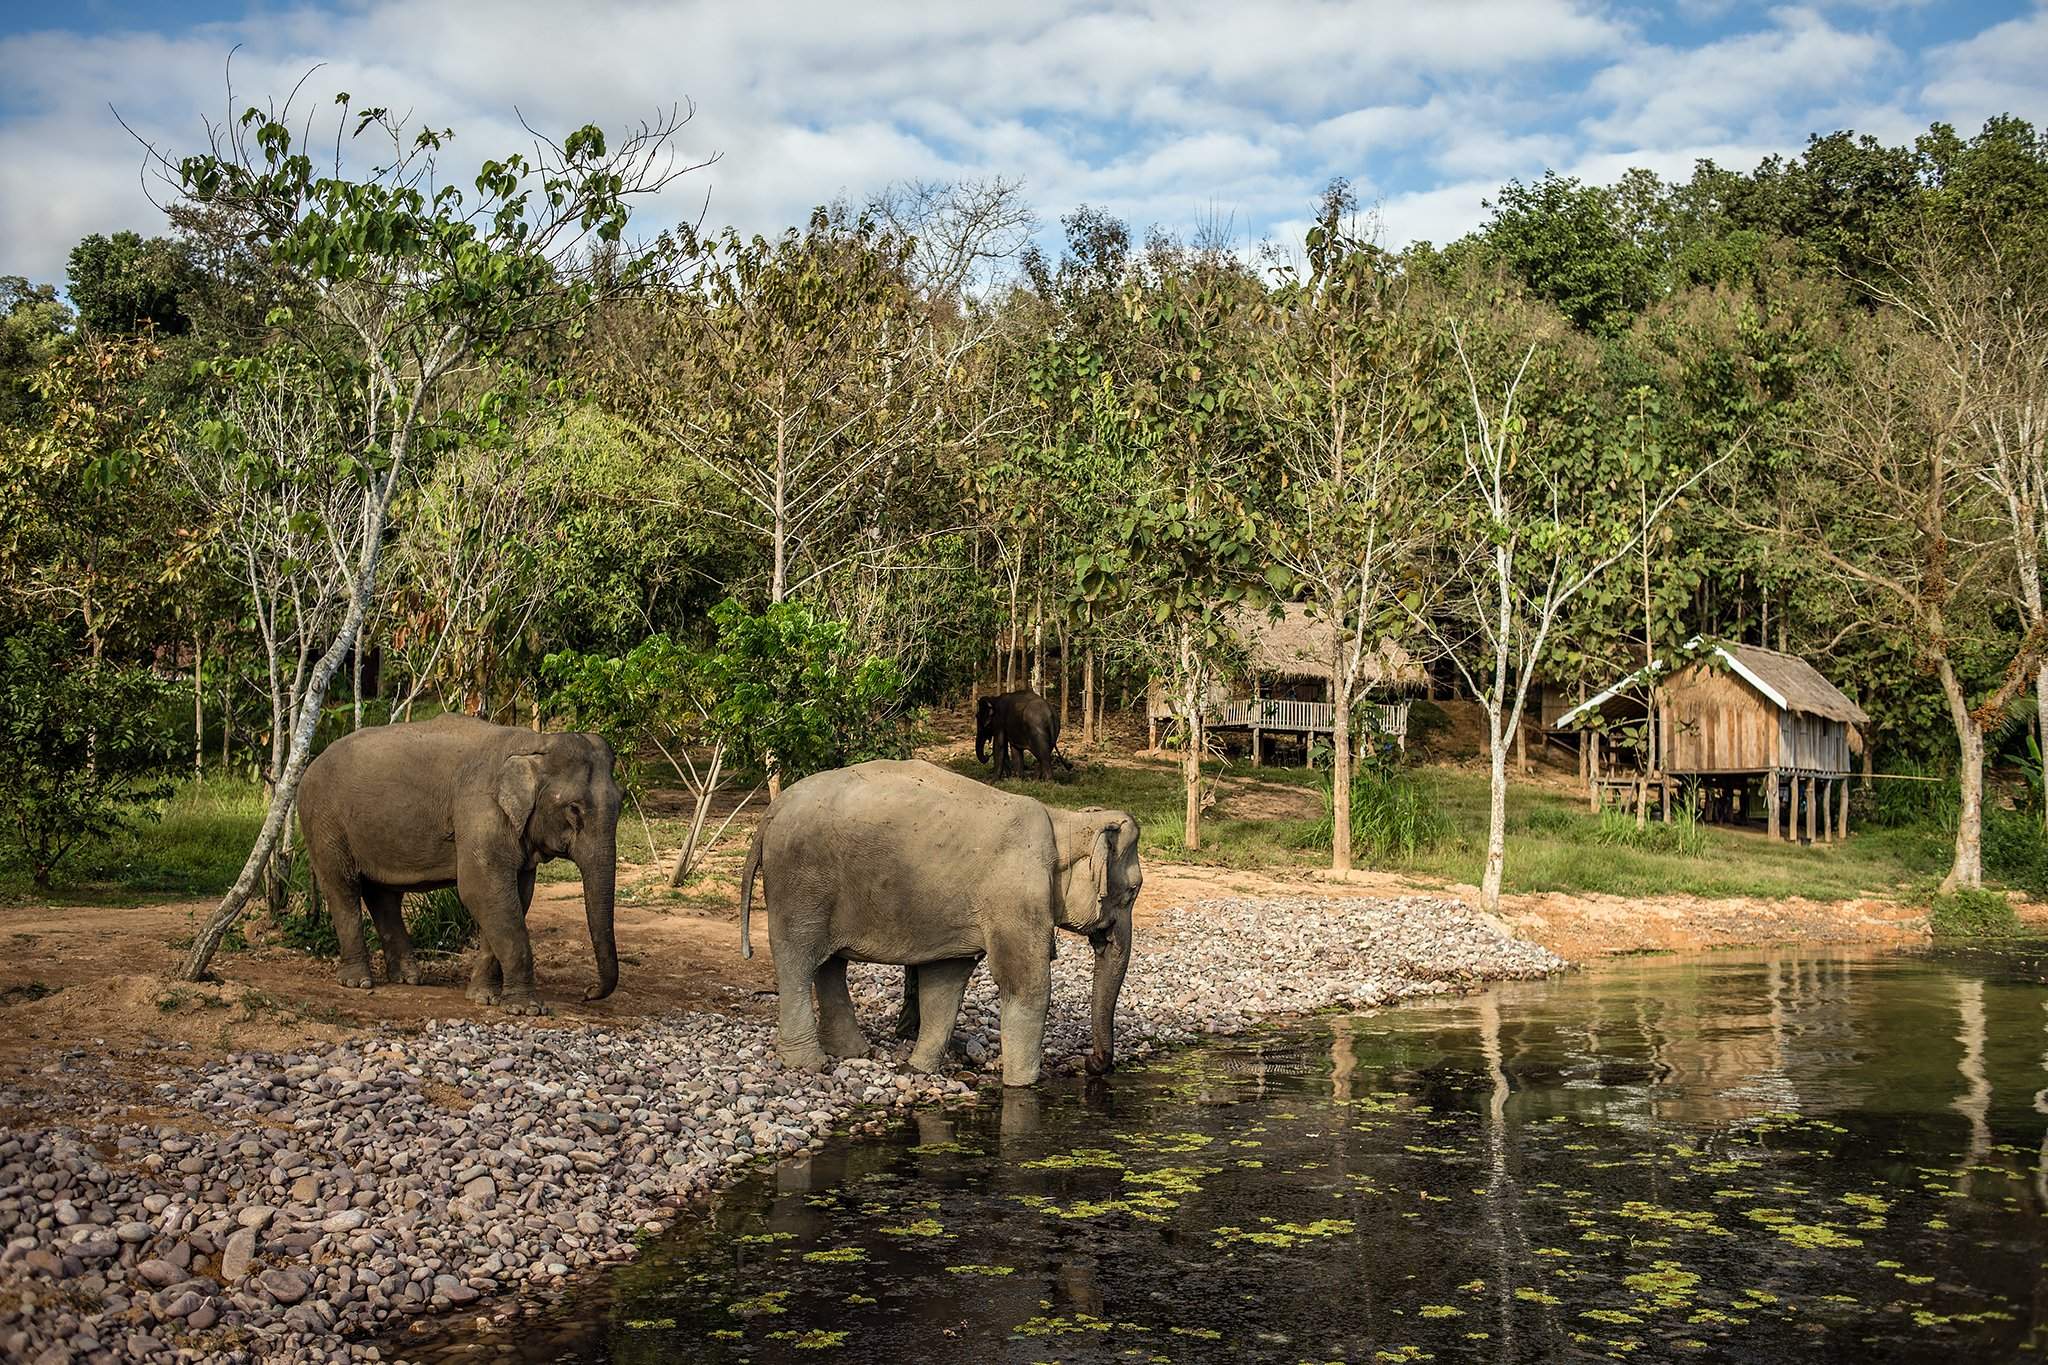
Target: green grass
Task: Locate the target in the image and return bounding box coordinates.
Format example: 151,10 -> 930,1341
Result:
947,752 -> 1969,902
2,753 -> 2020,912
1928,887 -> 2022,937
0,778 -> 267,903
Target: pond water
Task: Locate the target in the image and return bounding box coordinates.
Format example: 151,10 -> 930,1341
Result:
411,946 -> 2048,1363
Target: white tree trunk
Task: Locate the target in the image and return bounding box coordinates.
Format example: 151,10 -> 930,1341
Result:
1936,660 -> 1984,893
1331,684 -> 1353,874
1481,707 -> 1508,914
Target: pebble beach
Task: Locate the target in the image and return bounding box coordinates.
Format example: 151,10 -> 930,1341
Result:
0,896 -> 1564,1364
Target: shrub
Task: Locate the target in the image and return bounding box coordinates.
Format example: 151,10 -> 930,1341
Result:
1983,805 -> 2048,897
1589,807 -> 1707,857
407,888 -> 477,955
0,626 -> 179,889
1519,804 -> 1579,836
1405,699 -> 1453,750
1928,887 -> 2021,937
1303,758 -> 1451,862
1865,762 -> 1958,830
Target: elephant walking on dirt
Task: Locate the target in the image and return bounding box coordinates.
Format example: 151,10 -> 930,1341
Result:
977,688 -> 1067,780
297,714 -> 624,1015
739,759 -> 1140,1086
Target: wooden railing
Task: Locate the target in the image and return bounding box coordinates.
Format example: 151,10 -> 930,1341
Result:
1194,698 -> 1412,737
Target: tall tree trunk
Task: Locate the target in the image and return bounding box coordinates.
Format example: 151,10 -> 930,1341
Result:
2039,665 -> 2048,835
1179,631 -> 1202,851
1082,645 -> 1096,748
1481,708 -> 1508,914
352,635 -> 365,730
1058,619 -> 1071,736
192,628 -> 205,781
1030,578 -> 1044,694
1935,660 -> 1984,893
1331,681 -> 1353,874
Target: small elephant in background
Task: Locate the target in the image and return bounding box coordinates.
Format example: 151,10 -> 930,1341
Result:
296,714 -> 623,1015
739,759 -> 1140,1086
977,688 -> 1069,780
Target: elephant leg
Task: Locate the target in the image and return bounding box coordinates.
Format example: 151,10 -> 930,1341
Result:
460,857 -> 546,1016
774,943 -> 830,1072
314,857 -> 373,990
907,957 -> 976,1074
814,957 -> 869,1058
366,885 -> 418,986
894,964 -> 921,1040
1036,737 -> 1054,781
988,929 -> 1051,1087
467,867 -> 531,1005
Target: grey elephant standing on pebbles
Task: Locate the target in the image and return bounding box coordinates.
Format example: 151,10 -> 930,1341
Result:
739,759 -> 1140,1086
296,714 -> 624,1015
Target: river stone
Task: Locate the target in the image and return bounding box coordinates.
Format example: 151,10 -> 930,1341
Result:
236,1204 -> 277,1231
157,1290 -> 202,1319
320,1209 -> 368,1233
259,1267 -> 310,1305
220,1228 -> 257,1281
289,1175 -> 320,1203
135,1258 -> 182,1288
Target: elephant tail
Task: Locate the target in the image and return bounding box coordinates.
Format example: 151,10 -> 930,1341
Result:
739,809 -> 771,959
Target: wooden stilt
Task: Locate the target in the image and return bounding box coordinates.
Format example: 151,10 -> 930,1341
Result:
1803,774 -> 1817,845
1765,768 -> 1780,841
1588,732 -> 1601,812
1838,776 -> 1850,840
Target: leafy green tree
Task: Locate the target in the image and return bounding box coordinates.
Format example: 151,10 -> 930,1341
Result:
1252,181 -> 1437,871
66,231 -> 198,335
700,598 -> 914,786
544,633 -> 758,885
1477,172 -> 1656,334
0,277 -> 73,425
0,625 -> 177,890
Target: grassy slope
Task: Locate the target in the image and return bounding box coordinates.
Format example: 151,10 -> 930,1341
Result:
951,753 -> 1956,903
0,757 -> 1968,907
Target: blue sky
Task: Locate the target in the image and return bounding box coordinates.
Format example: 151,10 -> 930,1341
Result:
3,1 -> 2045,286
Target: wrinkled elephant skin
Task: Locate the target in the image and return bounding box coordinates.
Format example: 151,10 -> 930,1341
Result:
297,714 -> 623,1013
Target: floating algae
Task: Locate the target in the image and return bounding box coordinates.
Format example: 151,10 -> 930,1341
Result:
406,946 -> 2048,1364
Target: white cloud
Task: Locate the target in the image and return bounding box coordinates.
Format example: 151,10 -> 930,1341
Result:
1920,4 -> 2048,129
0,0 -> 2035,285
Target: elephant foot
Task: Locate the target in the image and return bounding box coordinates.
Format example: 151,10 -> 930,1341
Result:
1000,1057 -> 1044,1088
1085,1047 -> 1114,1076
820,1021 -> 869,1059
466,985 -> 499,1006
338,965 -> 373,990
779,1041 -> 830,1073
387,958 -> 422,987
498,996 -> 551,1017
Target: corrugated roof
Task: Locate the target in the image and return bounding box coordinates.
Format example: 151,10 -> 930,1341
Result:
1227,603 -> 1425,688
1555,639 -> 1869,728
1718,642 -> 1870,724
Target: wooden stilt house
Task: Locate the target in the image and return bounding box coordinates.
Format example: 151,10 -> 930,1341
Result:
1558,641 -> 1869,844
1146,604 -> 1424,764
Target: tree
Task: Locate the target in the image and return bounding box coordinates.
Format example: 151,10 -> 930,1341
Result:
66,231 -> 198,335
1252,183 -> 1435,872
1083,241 -> 1272,850
544,634 -> 759,886
0,625 -> 177,890
699,599 -> 914,784
172,86 -> 703,982
1781,241 -> 2043,888
868,176 -> 1038,303
1411,297 -> 1716,914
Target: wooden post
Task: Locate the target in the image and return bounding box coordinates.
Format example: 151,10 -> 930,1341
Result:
1803,774 -> 1817,845
1765,768 -> 1780,841
1837,776 -> 1850,840
1588,731 -> 1601,812
1250,677 -> 1263,769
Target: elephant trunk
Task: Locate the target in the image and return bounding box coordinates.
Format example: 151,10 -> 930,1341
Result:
976,723 -> 989,765
1086,910 -> 1131,1075
576,829 -> 619,1002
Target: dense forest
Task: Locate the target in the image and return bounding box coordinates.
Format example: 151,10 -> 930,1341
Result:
3,92 -> 2045,957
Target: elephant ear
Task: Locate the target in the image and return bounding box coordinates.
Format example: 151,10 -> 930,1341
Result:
1089,821 -> 1119,922
496,752 -> 544,833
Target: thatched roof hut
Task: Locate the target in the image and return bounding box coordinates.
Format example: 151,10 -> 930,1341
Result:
1227,603 -> 1425,691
